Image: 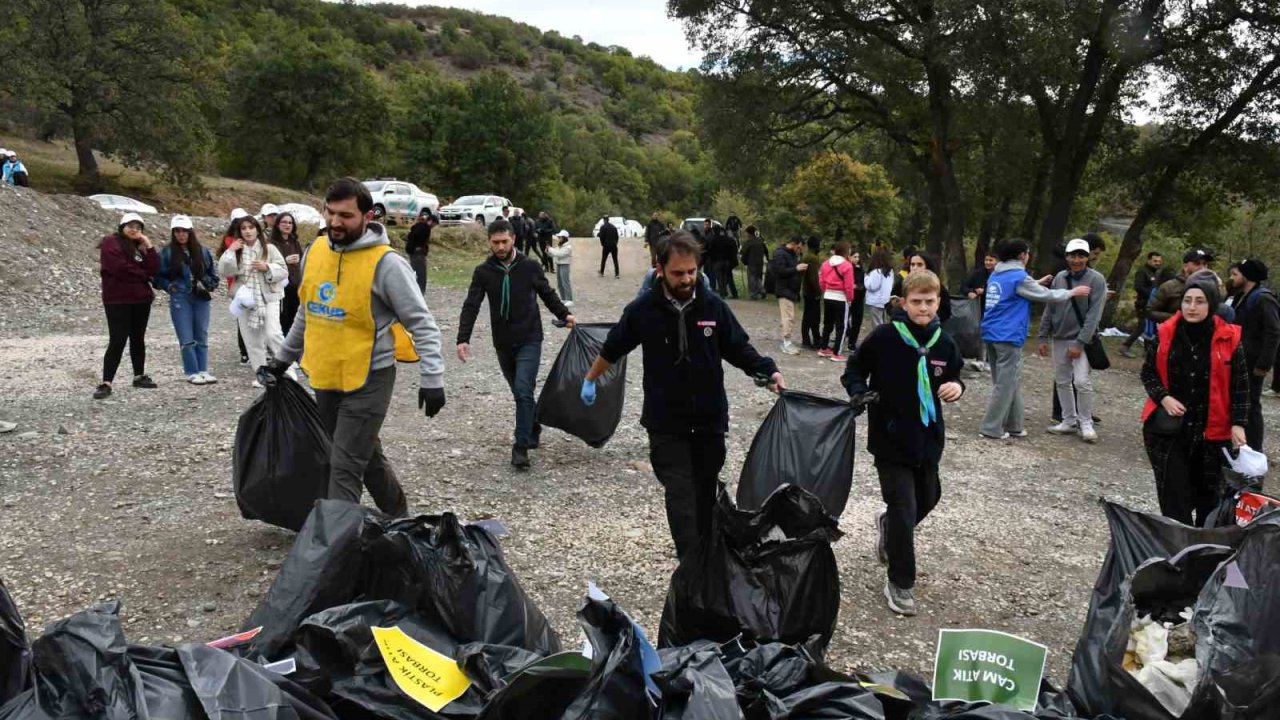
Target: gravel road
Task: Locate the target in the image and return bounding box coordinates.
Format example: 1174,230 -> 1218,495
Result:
1,227 -> 1273,684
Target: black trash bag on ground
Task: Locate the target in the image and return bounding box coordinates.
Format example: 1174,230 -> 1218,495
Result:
475,595 -> 650,720
654,641 -> 741,720
293,600 -> 488,719
242,501 -> 560,662
943,297 -> 983,360
659,486 -> 842,655
861,671 -> 1108,720
736,392 -> 856,518
233,375 -> 332,532
0,602 -> 336,720
1068,501 -> 1280,719
535,323 -> 626,448
0,579 -> 30,707
1205,466 -> 1265,528
726,643 -> 883,720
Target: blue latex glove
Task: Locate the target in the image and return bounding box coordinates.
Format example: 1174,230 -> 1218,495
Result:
581,378 -> 597,406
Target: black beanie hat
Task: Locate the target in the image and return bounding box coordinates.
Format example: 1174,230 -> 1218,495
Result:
1239,258 -> 1269,283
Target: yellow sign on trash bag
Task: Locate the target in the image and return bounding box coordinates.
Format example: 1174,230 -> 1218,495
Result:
371,625 -> 471,712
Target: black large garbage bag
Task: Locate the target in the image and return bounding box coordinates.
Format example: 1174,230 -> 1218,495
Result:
724,643 -> 882,720
293,600 -> 488,719
654,641 -> 741,720
0,602 -> 336,720
475,595 -> 650,720
243,500 -> 560,662
943,297 -> 982,360
861,671 -> 1109,720
535,323 -> 627,448
736,392 -> 856,518
1068,501 -> 1280,720
0,579 -> 29,708
233,375 -> 332,532
659,485 -> 842,655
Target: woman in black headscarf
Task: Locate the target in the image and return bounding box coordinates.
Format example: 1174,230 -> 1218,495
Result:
1140,279 -> 1250,526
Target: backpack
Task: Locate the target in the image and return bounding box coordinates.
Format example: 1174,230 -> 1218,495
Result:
764,267 -> 776,295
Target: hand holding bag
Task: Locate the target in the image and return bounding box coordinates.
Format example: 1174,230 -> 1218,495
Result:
1067,274 -> 1111,370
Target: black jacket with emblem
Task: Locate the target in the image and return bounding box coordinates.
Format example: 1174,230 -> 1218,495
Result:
842,309 -> 964,467
600,284 -> 778,434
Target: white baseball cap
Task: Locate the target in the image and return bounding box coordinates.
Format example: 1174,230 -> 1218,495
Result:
230,208 -> 249,221
260,203 -> 279,216
119,212 -> 145,228
557,229 -> 570,238
1065,238 -> 1091,255
170,215 -> 193,230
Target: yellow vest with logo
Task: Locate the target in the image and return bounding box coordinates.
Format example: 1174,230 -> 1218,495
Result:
300,240 -> 419,392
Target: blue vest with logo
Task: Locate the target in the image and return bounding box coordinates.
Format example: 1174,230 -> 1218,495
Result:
982,267 -> 1031,345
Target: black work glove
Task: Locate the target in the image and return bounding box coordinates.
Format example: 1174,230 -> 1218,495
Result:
848,391 -> 878,418
418,387 -> 446,418
257,360 -> 290,387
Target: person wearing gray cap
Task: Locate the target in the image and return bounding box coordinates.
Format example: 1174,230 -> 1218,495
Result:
1228,258 -> 1280,452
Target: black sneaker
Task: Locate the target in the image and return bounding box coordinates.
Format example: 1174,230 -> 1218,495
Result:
875,512 -> 888,565
511,446 -> 531,470
528,425 -> 542,449
132,375 -> 157,389
884,580 -> 917,616
93,383 -> 112,400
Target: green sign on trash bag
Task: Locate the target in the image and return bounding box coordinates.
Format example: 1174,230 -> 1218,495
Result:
932,628 -> 1048,711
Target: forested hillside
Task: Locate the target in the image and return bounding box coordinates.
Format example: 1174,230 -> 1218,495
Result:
0,0 -> 719,232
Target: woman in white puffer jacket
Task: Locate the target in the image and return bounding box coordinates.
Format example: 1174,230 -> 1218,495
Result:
863,247 -> 895,330
218,215 -> 288,385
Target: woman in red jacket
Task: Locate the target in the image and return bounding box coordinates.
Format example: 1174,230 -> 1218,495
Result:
818,240 -> 856,362
95,212 -> 160,399
1140,279 -> 1249,526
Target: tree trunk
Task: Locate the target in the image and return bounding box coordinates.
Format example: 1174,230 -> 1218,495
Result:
72,118 -> 101,190
1019,156 -> 1049,241
924,61 -> 966,284
924,168 -> 947,262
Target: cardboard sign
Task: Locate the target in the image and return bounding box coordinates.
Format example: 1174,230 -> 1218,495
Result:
371,626 -> 471,712
1236,492 -> 1280,526
932,629 -> 1047,712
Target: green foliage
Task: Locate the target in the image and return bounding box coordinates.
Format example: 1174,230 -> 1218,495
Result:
709,189 -> 756,223
780,152 -> 901,240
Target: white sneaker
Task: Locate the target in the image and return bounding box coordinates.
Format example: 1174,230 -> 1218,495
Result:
252,379 -> 263,389
200,372 -> 218,384
1263,389 -> 1278,398
781,342 -> 800,356
1080,425 -> 1099,443
1047,421 -> 1077,435
564,300 -> 575,308
187,373 -> 207,385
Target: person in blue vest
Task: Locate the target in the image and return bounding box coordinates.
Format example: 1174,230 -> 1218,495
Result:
979,239 -> 1091,440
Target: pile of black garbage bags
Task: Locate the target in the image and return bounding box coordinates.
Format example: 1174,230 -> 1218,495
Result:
3,490 -> 1278,719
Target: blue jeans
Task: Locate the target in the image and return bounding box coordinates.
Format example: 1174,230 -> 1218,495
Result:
169,292 -> 210,374
496,342 -> 541,448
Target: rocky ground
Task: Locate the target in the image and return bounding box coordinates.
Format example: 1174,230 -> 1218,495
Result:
0,195 -> 1274,686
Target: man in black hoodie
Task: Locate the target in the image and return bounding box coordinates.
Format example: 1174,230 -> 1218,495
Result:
843,269 -> 964,616
645,212 -> 665,247
457,218 -> 575,470
1120,251 -> 1169,358
581,231 -> 784,558
739,225 -> 768,299
1229,258 -> 1280,452
597,216 -> 620,278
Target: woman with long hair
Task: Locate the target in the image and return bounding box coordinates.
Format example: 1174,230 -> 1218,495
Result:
818,240 -> 855,362
907,252 -> 952,323
217,216 -> 288,386
155,216 -> 220,384
272,212 -> 303,333
223,208 -> 250,363
95,213 -> 160,399
863,247 -> 894,331
1140,280 -> 1250,526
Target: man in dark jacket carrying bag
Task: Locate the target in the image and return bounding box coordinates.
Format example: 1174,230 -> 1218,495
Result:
580,231 -> 785,558
843,269 -> 965,617
1228,258 -> 1280,452
457,219 -> 575,470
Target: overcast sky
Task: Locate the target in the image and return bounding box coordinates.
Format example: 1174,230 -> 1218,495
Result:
399,0 -> 705,70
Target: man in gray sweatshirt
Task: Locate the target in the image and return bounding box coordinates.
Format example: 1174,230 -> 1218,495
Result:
268,177 -> 446,517
1037,238 -> 1108,443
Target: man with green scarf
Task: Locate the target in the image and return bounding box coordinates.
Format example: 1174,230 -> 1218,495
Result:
842,269 -> 965,616
458,218 -> 575,470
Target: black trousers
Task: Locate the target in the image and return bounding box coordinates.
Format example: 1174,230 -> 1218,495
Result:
102,302 -> 151,382
876,461 -> 941,589
847,295 -> 866,350
409,252 -> 428,293
801,296 -> 822,347
280,286 -> 301,335
648,431 -> 727,559
1248,373 -> 1265,452
1145,427 -> 1223,527
314,366 -> 408,517
599,244 -> 619,277
821,299 -> 847,351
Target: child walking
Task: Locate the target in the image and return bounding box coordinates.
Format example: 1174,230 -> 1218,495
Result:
842,269 -> 965,616
548,229 -> 574,306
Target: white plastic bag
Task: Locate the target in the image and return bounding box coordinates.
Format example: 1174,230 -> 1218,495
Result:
1223,445 -> 1268,479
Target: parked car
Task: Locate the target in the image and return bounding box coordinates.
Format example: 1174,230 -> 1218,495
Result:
438,194 -> 512,226
624,219 -> 644,238
362,180 -> 439,223
89,194 -> 158,215
276,202 -> 324,228
592,216 -> 645,238
681,217 -> 723,234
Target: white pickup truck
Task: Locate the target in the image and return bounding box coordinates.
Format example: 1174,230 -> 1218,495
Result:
362,180 -> 439,223
438,194 -> 513,227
